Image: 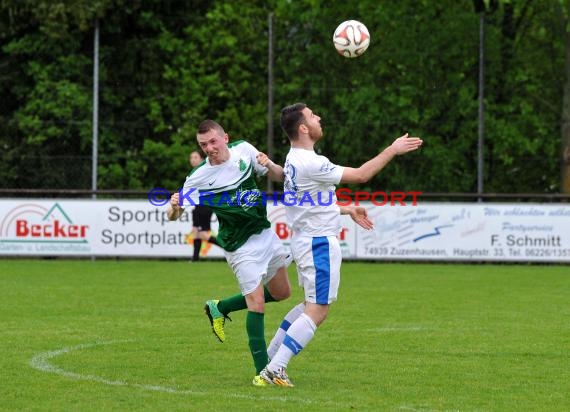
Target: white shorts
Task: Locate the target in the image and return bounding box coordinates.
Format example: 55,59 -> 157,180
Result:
291,234 -> 341,304
224,228 -> 287,296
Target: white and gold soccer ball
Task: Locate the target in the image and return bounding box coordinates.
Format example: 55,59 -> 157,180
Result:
332,20 -> 371,58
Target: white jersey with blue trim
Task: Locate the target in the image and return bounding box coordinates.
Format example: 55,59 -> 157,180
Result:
283,148 -> 344,237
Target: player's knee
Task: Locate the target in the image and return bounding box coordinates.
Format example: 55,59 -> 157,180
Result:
268,282 -> 291,301
273,286 -> 291,301
246,295 -> 265,312
306,304 -> 329,326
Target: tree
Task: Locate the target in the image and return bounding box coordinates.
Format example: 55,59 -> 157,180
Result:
0,0 -> 567,195
559,0 -> 570,194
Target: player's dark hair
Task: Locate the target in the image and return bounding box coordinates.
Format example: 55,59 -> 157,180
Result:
280,103 -> 307,141
197,119 -> 225,136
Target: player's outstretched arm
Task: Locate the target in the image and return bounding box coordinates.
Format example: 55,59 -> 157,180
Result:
167,192 -> 184,221
341,133 -> 422,184
339,206 -> 374,230
257,152 -> 284,182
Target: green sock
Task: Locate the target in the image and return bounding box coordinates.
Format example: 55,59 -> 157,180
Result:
217,293 -> 247,315
246,311 -> 268,374
264,286 -> 276,303
217,286 -> 276,316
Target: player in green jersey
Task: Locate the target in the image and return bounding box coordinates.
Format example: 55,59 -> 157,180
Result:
167,119 -> 291,386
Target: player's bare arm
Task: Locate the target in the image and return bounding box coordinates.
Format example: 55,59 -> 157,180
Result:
167,192 -> 184,221
257,152 -> 284,182
339,206 -> 374,230
341,133 -> 423,184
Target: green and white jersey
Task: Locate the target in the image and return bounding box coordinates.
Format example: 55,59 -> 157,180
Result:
180,140 -> 270,252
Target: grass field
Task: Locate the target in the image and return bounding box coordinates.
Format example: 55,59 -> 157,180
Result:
0,259 -> 568,411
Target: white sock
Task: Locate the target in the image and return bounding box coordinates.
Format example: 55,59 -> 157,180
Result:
267,302 -> 305,359
268,313 -> 317,371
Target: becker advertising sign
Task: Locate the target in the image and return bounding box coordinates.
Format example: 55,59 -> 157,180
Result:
0,202 -> 91,254
1,200 -> 568,262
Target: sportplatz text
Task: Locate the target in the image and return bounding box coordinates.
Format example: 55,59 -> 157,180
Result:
147,188 -> 421,207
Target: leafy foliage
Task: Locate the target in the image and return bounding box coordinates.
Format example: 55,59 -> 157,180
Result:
0,0 -> 566,193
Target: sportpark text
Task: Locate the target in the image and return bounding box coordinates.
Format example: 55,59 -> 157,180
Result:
147,188 -> 421,207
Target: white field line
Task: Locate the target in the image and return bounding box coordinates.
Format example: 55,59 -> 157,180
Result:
29,340 -> 312,404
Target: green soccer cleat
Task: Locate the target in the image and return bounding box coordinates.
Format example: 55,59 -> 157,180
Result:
252,375 -> 270,387
259,366 -> 294,387
204,299 -> 231,343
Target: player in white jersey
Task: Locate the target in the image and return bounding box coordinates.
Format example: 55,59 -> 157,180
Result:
260,103 -> 423,387
167,119 -> 291,386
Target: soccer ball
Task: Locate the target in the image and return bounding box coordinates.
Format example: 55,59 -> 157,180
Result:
333,20 -> 370,58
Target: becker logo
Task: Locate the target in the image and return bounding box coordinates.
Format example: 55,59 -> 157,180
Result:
0,203 -> 89,243
268,206 -> 291,245
267,205 -> 350,247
